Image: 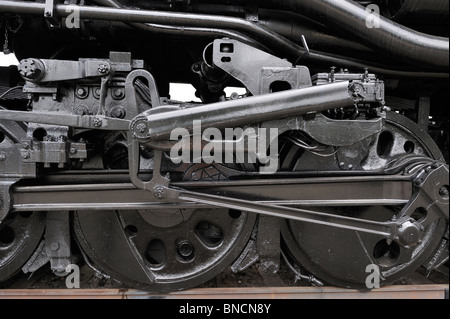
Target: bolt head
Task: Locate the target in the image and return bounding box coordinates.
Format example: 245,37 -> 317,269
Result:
98,64 -> 110,74
110,107 -> 126,119
50,242 -> 60,251
177,240 -> 194,257
20,150 -> 30,159
112,88 -> 125,99
137,124 -> 147,133
92,118 -> 103,127
153,185 -> 165,199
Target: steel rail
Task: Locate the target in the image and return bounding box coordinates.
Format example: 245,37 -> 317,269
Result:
0,285 -> 447,299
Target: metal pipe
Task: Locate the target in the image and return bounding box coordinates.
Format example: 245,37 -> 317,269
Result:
100,0 -> 376,55
0,1 -> 305,60
1,1 -> 447,77
89,0 -> 268,50
136,81 -> 355,141
253,0 -> 449,69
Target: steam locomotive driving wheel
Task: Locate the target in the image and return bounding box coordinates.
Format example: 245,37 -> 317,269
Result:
281,113 -> 449,288
75,207 -> 256,291
0,121 -> 46,284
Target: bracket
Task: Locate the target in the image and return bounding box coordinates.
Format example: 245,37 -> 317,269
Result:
44,211 -> 71,274
212,38 -> 312,95
44,0 -> 60,27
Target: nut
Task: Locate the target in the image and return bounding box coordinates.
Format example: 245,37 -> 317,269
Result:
92,118 -> 103,127
153,185 -> 165,199
98,63 -> 110,74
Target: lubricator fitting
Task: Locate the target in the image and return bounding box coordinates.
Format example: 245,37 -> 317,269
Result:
18,58 -> 45,82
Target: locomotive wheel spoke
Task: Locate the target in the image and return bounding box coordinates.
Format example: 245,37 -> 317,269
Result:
74,208 -> 256,291
281,113 -> 449,289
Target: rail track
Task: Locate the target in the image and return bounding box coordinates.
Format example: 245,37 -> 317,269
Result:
1,259 -> 448,299
0,285 -> 448,299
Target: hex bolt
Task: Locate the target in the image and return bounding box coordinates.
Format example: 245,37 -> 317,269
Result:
74,105 -> 90,116
55,264 -> 66,273
21,150 -> 30,159
229,92 -> 239,100
70,147 -> 77,155
112,88 -> 125,99
0,153 -> 6,162
153,185 -> 165,199
110,107 -> 126,119
98,64 -> 110,74
92,118 -> 103,127
94,87 -> 101,98
177,239 -> 194,258
50,242 -> 60,251
76,87 -> 89,99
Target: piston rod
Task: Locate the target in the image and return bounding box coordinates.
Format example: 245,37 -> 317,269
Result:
131,80 -> 368,141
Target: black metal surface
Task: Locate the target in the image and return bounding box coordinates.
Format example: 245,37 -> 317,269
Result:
74,208 -> 257,291
0,212 -> 45,283
1,1 -> 448,78
379,0 -> 449,23
0,0 -> 448,293
254,0 -> 449,69
0,0 -> 305,61
281,112 -> 449,288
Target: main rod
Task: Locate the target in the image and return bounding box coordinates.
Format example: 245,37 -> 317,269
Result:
133,80 -> 355,141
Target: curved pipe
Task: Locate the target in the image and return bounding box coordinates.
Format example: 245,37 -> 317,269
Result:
89,0 -> 269,52
0,0 -> 305,59
256,0 -> 449,69
0,0 -> 447,78
91,0 -> 448,77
